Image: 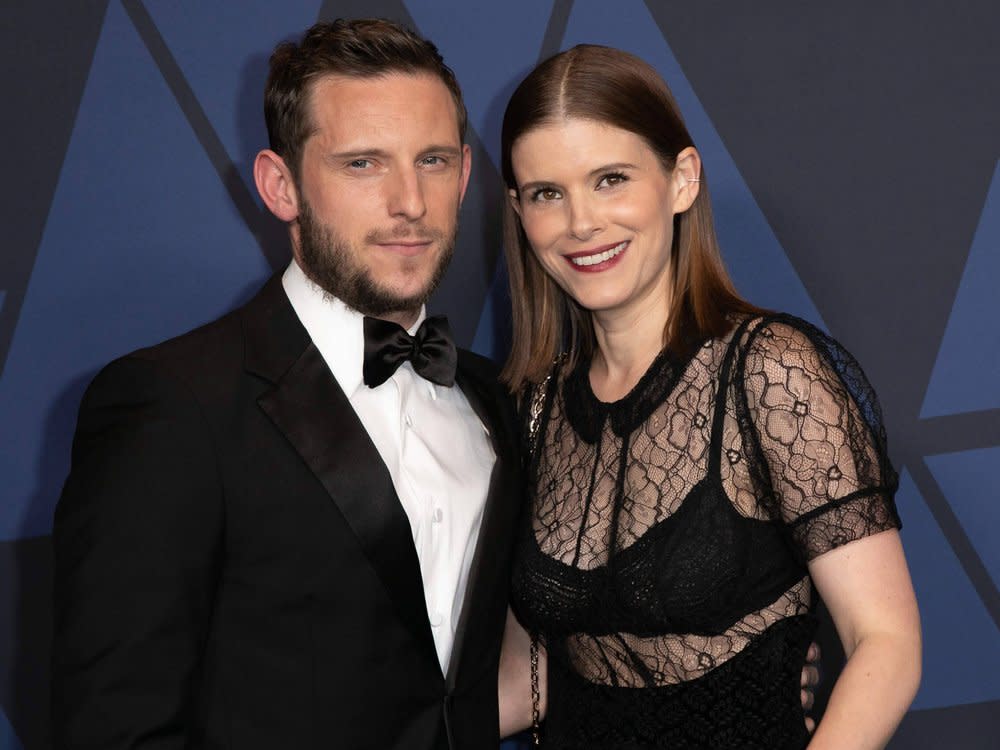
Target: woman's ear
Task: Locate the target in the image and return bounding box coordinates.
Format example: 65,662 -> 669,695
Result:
508,188 -> 522,218
254,149 -> 299,222
671,146 -> 702,215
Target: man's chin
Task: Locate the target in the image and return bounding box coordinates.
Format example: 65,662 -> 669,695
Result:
362,284 -> 437,317
326,267 -> 435,316
368,267 -> 443,303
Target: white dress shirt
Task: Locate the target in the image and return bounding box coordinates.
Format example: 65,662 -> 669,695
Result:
282,261 -> 495,674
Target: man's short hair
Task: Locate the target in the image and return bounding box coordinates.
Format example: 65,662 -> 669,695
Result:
264,18 -> 468,179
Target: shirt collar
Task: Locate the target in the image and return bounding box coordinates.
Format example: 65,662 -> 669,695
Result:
281,260 -> 426,397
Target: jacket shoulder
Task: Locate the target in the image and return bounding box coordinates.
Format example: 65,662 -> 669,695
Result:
456,348 -> 512,402
456,347 -> 502,381
108,276 -> 286,382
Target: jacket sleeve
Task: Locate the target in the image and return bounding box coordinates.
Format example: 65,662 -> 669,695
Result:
51,355 -> 224,749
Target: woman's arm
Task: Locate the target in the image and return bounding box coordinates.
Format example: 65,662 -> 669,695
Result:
806,528 -> 921,749
498,608 -> 547,738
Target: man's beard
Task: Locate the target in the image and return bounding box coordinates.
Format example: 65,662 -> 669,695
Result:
296,196 -> 456,317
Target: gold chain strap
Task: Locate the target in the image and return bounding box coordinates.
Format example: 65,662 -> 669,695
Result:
530,631 -> 541,746
525,373 -> 550,456
525,358 -> 563,748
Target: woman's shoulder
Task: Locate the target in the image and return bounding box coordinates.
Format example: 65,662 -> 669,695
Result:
724,311 -> 860,376
730,312 -> 889,434
731,311 -> 825,350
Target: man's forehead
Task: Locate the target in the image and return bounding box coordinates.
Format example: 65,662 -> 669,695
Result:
303,72 -> 462,150
308,72 -> 451,116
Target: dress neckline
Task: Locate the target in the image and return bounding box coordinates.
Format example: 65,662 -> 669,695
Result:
562,342 -> 704,443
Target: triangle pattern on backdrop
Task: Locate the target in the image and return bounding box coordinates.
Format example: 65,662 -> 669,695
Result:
921,158 -> 1000,417
0,706 -> 25,750
145,0 -> 325,198
0,0 -> 271,540
925,447 -> 1000,589
897,469 -> 1000,709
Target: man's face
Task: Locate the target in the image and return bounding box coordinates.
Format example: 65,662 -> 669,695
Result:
292,73 -> 471,323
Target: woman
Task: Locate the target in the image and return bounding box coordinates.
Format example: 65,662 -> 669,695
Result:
497,45 -> 921,749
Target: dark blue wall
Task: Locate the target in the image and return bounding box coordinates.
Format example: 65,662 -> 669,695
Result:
2,2 -> 998,748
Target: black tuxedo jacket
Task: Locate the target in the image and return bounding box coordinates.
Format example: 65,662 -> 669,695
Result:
52,276 -> 523,749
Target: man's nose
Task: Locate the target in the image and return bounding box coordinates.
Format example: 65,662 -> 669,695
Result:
386,168 -> 427,221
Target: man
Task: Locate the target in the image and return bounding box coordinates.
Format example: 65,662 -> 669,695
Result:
52,19 -> 520,749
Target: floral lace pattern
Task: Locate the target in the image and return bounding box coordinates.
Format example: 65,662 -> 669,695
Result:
511,314 -> 900,748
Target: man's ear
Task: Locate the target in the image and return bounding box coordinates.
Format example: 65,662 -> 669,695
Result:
458,143 -> 473,206
254,149 -> 299,222
671,146 -> 702,215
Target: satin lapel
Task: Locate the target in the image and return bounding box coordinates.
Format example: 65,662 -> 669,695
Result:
245,282 -> 436,661
446,353 -> 521,688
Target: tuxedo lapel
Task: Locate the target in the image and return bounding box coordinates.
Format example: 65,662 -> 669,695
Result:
446,353 -> 521,688
243,277 -> 437,663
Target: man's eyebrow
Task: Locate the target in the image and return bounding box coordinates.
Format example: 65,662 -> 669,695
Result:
324,148 -> 392,163
323,145 -> 463,163
420,145 -> 463,157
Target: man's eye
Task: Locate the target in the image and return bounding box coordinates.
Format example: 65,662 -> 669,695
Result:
349,159 -> 371,169
421,156 -> 444,166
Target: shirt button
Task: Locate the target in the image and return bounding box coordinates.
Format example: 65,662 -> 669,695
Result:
433,507 -> 444,523
404,413 -> 413,428
430,612 -> 444,628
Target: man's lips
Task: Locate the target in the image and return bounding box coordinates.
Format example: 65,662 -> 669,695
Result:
373,239 -> 434,256
563,240 -> 629,271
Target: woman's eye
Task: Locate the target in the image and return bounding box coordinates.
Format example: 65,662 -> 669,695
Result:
531,187 -> 561,202
598,172 -> 628,189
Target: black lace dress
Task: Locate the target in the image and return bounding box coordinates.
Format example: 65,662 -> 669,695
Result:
510,314 -> 901,749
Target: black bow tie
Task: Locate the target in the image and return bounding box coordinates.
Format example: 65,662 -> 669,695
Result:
362,315 -> 457,388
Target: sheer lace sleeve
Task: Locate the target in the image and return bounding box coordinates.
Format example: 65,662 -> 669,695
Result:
735,315 -> 900,561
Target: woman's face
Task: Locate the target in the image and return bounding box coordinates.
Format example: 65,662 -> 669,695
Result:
510,118 -> 698,321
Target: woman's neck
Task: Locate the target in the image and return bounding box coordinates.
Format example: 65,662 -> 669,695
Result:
589,299 -> 670,403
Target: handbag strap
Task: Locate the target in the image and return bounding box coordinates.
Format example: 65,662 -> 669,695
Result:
530,632 -> 541,746
522,359 -> 563,747
522,355 -> 564,466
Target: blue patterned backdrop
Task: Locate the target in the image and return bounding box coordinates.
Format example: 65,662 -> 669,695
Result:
2,1 -> 998,747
